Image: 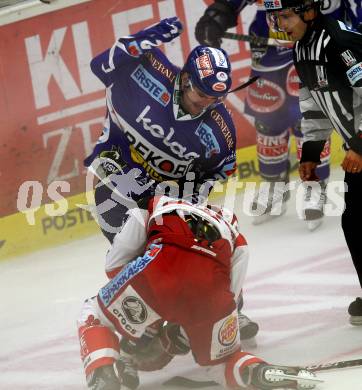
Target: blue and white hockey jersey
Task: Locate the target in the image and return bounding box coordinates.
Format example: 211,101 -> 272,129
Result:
84,28 -> 236,201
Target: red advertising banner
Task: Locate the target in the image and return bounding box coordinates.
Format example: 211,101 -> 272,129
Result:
0,0 -> 255,217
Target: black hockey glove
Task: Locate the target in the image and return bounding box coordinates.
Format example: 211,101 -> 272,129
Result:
125,323 -> 190,372
249,31 -> 268,65
195,1 -> 238,47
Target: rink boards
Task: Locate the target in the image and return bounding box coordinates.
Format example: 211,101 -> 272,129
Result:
0,0 -> 344,260
0,133 -> 344,260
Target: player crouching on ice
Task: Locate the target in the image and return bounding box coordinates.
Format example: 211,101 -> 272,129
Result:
77,197 -> 321,390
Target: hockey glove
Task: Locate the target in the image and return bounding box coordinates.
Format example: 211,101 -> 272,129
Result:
121,17 -> 183,57
130,323 -> 190,372
195,2 -> 238,47
249,31 -> 268,65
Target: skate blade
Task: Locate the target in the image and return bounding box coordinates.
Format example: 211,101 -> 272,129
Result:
252,206 -> 287,225
265,370 -> 324,386
349,315 -> 362,326
306,218 -> 323,231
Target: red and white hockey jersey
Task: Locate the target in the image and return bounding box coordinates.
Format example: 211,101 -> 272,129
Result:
105,196 -> 249,301
78,197 -> 255,387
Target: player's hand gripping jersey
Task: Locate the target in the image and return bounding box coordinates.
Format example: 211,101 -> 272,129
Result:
84,17 -> 236,202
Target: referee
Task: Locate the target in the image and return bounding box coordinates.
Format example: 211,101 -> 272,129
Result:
264,0 -> 362,324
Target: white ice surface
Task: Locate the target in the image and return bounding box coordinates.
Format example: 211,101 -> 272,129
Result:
1,168 -> 361,390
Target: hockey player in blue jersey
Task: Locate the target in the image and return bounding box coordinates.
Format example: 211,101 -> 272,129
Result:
85,17 -> 238,243
196,0 -> 362,230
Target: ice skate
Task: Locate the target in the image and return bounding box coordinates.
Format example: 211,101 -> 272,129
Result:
86,365 -> 120,390
116,354 -> 140,390
301,182 -> 327,231
348,297 -> 362,326
252,363 -> 323,389
251,181 -> 290,225
238,312 -> 259,340
238,312 -> 259,348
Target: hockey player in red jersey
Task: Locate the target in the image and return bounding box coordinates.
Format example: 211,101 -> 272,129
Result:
77,197 -> 321,389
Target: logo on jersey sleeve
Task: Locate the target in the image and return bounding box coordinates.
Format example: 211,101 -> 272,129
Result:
264,0 -> 282,10
108,285 -> 161,337
195,123 -> 220,158
125,40 -> 143,57
341,50 -> 357,67
346,62 -> 362,85
99,244 -> 162,306
122,296 -> 147,324
131,65 -> 171,106
211,310 -> 240,360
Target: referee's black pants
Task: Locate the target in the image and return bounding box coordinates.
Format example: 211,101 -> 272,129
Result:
342,171 -> 362,290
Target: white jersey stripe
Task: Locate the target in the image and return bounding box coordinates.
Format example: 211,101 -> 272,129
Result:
315,29 -> 325,60
83,348 -> 120,370
322,91 -> 352,138
332,91 -> 353,121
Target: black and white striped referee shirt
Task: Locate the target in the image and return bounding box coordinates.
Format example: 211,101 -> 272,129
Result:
293,14 -> 362,161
